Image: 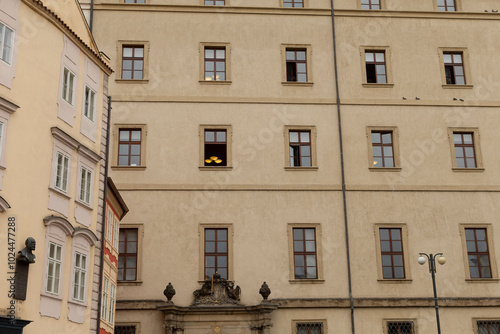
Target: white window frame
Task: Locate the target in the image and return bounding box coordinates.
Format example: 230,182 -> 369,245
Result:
46,242 -> 63,295
113,218 -> 119,250
0,21 -> 14,65
106,208 -> 113,241
62,67 -> 75,105
101,277 -> 109,321
55,152 -> 70,192
83,85 -> 96,122
79,166 -> 92,205
109,283 -> 116,324
72,252 -> 87,302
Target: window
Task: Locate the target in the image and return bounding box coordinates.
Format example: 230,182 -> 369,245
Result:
293,228 -> 317,279
380,228 -> 405,279
0,21 -> 14,64
365,51 -> 386,83
204,228 -> 228,279
437,0 -> 455,11
284,0 -> 304,7
109,283 -> 116,324
387,321 -> 415,334
289,130 -> 311,167
204,47 -> 226,81
204,129 -> 227,166
284,126 -> 317,169
46,242 -> 62,295
72,252 -> 87,302
125,0 -> 145,2
477,321 -> 500,334
205,0 -> 225,5
118,129 -> 142,166
296,322 -> 323,334
55,152 -> 70,192
371,131 -> 394,168
62,67 -> 75,105
79,167 -> 92,205
122,46 -> 144,80
118,228 -> 138,281
453,132 -> 476,168
361,0 -> 380,9
286,49 -> 307,82
83,86 -> 96,121
107,209 -> 113,241
444,52 -> 465,85
113,218 -> 120,250
115,325 -> 137,334
101,277 -> 108,320
466,228 -> 492,279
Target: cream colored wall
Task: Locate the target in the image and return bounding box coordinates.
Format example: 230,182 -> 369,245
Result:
94,0 -> 332,9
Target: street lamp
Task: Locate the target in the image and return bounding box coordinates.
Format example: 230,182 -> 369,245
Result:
418,253 -> 446,334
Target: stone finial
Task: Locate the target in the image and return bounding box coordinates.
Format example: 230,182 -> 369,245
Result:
259,282 -> 271,300
164,282 -> 176,302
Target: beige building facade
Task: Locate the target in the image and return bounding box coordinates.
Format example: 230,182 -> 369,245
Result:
0,0 -> 112,333
87,0 -> 500,333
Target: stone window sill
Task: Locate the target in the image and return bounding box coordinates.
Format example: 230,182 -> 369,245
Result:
369,167 -> 402,172
281,82 -> 314,87
199,166 -> 233,171
199,80 -> 232,85
289,279 -> 325,284
111,165 -> 146,171
48,187 -> 71,200
362,83 -> 394,88
377,278 -> 412,284
452,167 -> 485,172
118,280 -> 143,286
284,166 -> 318,171
465,278 -> 499,283
442,84 -> 473,89
115,79 -> 149,84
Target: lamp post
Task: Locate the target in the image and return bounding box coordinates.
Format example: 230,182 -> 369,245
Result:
418,253 -> 446,334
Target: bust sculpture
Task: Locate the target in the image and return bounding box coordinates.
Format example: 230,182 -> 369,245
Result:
18,237 -> 36,263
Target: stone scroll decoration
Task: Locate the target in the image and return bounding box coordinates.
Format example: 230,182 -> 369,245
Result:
192,272 -> 241,306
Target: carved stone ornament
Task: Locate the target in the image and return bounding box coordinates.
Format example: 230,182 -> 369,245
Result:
192,272 -> 241,306
163,282 -> 176,302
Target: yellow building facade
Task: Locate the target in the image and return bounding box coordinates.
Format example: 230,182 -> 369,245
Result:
87,0 -> 500,333
0,0 -> 112,333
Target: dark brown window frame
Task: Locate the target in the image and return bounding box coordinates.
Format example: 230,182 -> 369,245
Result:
122,46 -> 144,80
387,321 -> 415,334
204,228 -> 228,279
293,228 -> 318,279
453,132 -> 476,168
380,228 -> 405,279
437,0 -> 455,11
284,0 -> 304,7
204,47 -> 226,81
289,130 -> 312,167
365,50 -> 387,83
204,129 -> 227,167
371,131 -> 394,168
361,0 -> 381,10
118,129 -> 142,166
466,228 -> 492,279
444,52 -> 465,85
286,49 -> 307,82
118,228 -> 138,281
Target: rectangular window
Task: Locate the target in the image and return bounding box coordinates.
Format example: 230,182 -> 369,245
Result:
296,322 -> 323,334
107,209 -> 113,242
286,49 -> 307,82
83,86 -> 96,121
371,131 -> 394,167
72,252 -> 87,302
289,130 -> 311,167
477,321 -> 500,334
380,228 -> 405,279
55,152 -> 69,192
444,52 -> 465,85
115,325 -> 137,334
125,0 -> 145,2
46,242 -> 62,295
0,21 -> 14,65
79,167 -> 92,204
365,51 -> 386,83
204,228 -> 228,279
204,129 -> 227,166
101,277 -> 108,321
62,67 -> 75,105
118,129 -> 142,166
118,228 -> 138,281
122,46 -> 144,80
387,321 -> 415,334
361,0 -> 380,9
453,132 -> 476,168
109,283 -> 116,324
205,0 -> 225,4
204,47 -> 226,81
466,228 -> 492,278
437,0 -> 455,11
284,0 -> 304,7
293,228 -> 317,279
113,219 -> 120,250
